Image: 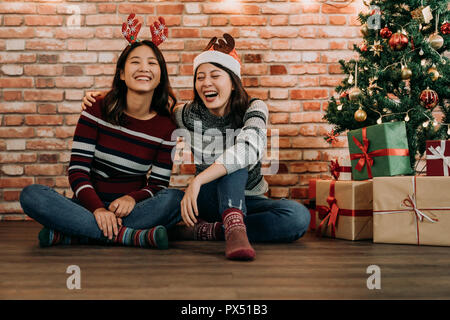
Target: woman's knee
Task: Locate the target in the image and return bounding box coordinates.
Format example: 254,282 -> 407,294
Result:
219,168 -> 248,184
279,200 -> 310,240
20,184 -> 45,208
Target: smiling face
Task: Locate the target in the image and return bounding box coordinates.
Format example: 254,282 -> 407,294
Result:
120,44 -> 161,94
195,63 -> 234,116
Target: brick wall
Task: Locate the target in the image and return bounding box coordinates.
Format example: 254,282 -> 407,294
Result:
0,0 -> 365,220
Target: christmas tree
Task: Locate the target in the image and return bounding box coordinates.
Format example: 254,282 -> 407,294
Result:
324,0 -> 449,171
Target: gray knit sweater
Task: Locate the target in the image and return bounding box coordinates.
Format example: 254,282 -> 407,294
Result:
173,99 -> 269,196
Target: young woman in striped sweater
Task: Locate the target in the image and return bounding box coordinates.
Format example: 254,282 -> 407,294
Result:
82,34 -> 310,260
20,37 -> 185,249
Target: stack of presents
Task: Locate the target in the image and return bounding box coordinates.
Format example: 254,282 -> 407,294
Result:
307,121 -> 450,246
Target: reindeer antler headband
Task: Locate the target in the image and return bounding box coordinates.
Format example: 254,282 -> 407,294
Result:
122,13 -> 168,46
193,33 -> 241,78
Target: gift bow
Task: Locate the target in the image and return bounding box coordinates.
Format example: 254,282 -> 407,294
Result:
402,194 -> 438,224
427,141 -> 450,176
330,159 -> 352,180
316,181 -> 340,238
350,127 -> 409,178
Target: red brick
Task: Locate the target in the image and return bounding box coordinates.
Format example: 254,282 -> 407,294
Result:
322,4 -> 357,14
230,16 -> 267,26
0,177 -> 34,188
0,127 -> 34,138
290,89 -> 329,100
303,102 -> 322,111
157,4 -> 184,14
270,113 -> 289,124
265,174 -> 298,186
3,191 -> 21,201
290,187 -> 308,199
118,4 -> 155,14
4,115 -> 24,126
3,91 -> 22,101
25,115 -> 63,126
25,15 -> 63,26
24,90 -> 64,101
269,187 -> 289,198
171,28 -> 200,38
329,15 -> 347,25
0,78 -> 33,88
270,65 -> 287,75
25,164 -> 64,176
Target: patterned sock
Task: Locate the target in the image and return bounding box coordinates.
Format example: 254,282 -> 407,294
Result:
194,220 -> 224,241
222,209 -> 255,261
168,220 -> 224,241
38,227 -> 89,248
114,225 -> 168,249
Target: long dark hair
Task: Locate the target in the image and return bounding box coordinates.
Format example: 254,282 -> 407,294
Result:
193,62 -> 249,129
102,40 -> 176,126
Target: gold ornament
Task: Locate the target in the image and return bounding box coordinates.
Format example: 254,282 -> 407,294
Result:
348,87 -> 362,101
427,66 -> 440,81
361,24 -> 369,37
354,108 -> 367,122
401,66 -> 412,80
369,40 -> 383,57
429,33 -> 444,50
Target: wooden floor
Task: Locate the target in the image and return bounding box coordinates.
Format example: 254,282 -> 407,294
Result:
0,221 -> 449,300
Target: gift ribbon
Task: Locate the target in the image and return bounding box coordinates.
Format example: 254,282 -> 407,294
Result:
315,180 -> 372,238
426,141 -> 450,176
330,159 -> 352,180
373,176 -> 443,246
350,127 -> 410,178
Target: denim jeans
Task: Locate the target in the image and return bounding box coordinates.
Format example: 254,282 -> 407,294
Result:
19,184 -> 184,240
195,168 -> 311,243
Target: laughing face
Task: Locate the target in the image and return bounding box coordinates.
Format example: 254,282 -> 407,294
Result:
195,63 -> 234,117
120,44 -> 161,94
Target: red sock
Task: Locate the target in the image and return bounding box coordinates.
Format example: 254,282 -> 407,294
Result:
222,209 -> 255,261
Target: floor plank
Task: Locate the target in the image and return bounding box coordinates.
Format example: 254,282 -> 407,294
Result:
0,221 -> 449,300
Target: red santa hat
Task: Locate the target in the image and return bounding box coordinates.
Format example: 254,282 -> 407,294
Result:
193,33 -> 241,79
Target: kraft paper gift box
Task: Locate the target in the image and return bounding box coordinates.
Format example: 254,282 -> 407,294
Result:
315,179 -> 373,240
373,176 -> 450,246
426,140 -> 450,176
347,121 -> 412,181
307,179 -> 317,231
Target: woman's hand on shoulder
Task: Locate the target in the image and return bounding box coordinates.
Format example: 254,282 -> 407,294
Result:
81,91 -> 102,111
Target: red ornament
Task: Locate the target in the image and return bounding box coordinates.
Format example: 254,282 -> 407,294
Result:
340,91 -> 349,100
388,32 -> 409,50
420,88 -> 439,109
380,27 -> 392,39
441,22 -> 450,35
359,42 -> 368,52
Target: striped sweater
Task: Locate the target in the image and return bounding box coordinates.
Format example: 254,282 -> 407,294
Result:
174,98 -> 269,196
68,98 -> 177,213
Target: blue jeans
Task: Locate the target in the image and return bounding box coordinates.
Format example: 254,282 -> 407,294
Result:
19,184 -> 184,240
195,168 -> 310,243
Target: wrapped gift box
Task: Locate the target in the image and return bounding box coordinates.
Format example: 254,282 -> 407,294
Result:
426,140 -> 450,176
307,179 -> 317,231
373,176 -> 450,246
347,121 -> 412,180
315,179 -> 373,240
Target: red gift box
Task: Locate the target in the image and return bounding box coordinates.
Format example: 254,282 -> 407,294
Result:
426,140 -> 450,176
